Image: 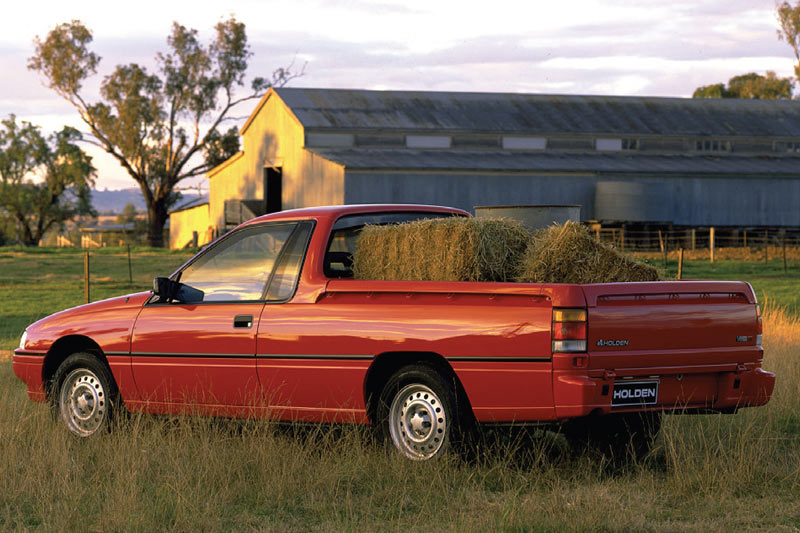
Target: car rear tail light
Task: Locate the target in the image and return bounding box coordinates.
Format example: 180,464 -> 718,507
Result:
756,305 -> 762,346
552,308 -> 587,353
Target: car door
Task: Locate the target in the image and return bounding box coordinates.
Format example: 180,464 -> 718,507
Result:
130,222 -> 300,408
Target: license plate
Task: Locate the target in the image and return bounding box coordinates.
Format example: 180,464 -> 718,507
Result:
611,380 -> 659,406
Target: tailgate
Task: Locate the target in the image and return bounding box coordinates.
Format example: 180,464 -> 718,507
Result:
582,281 -> 762,373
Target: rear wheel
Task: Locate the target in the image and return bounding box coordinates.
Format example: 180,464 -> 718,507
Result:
377,364 -> 465,460
563,411 -> 662,461
52,353 -> 119,437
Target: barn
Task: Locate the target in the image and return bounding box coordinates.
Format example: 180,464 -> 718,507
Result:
169,87 -> 800,249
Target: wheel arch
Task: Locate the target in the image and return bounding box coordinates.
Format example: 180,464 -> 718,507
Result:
363,351 -> 474,425
42,335 -> 108,400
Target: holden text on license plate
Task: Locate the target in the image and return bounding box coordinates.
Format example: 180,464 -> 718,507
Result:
611,380 -> 659,406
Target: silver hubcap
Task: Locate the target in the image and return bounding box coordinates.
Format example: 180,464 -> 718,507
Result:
60,368 -> 106,437
389,383 -> 447,460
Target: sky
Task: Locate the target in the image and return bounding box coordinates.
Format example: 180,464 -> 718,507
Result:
0,0 -> 795,191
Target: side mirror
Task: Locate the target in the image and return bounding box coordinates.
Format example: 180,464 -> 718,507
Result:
153,277 -> 204,303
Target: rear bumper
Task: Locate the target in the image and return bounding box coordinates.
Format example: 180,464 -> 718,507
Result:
553,365 -> 775,419
12,352 -> 46,402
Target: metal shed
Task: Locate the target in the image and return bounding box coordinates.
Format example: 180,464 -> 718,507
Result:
180,87 -> 800,247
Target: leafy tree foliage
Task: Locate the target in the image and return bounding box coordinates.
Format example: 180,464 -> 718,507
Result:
116,202 -> 138,226
0,115 -> 95,245
778,1 -> 800,79
693,72 -> 793,100
29,18 -> 302,247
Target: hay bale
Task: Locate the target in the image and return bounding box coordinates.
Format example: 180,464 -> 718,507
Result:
353,217 -> 530,282
515,221 -> 660,284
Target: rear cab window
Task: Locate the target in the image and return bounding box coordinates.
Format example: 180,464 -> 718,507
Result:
324,212 -> 465,278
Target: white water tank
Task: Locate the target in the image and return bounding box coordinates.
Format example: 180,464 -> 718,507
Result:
474,205 -> 581,231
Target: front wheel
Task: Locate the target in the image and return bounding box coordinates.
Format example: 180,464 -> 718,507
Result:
52,353 -> 119,437
377,364 -> 465,460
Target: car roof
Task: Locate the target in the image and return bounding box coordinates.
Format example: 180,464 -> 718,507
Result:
241,204 -> 469,226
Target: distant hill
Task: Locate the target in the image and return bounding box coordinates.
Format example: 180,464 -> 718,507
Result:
91,188 -> 202,214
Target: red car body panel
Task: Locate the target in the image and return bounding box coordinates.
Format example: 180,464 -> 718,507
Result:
13,291 -> 151,402
13,204 -> 775,425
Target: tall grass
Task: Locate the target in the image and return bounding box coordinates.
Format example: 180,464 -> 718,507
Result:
1,311 -> 798,530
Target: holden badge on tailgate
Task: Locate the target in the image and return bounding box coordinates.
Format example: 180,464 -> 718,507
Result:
597,339 -> 629,347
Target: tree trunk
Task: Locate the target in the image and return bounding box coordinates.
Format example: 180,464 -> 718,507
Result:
16,214 -> 37,246
146,197 -> 169,248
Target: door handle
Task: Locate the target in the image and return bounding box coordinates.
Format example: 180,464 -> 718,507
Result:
233,315 -> 253,328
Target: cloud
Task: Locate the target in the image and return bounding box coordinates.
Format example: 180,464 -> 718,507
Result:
2,0 -> 796,190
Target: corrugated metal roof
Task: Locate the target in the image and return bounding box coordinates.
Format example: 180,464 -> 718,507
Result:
170,195 -> 209,214
275,88 -> 800,137
309,148 -> 800,175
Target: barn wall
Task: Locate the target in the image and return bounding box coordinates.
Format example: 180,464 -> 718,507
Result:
343,171 -> 598,217
169,203 -> 212,250
344,171 -> 800,226
206,92 -> 345,232
622,175 -> 800,226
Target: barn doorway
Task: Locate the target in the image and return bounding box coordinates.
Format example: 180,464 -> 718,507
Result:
264,167 -> 282,214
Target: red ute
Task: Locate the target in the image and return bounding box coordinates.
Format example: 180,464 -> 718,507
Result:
13,204 -> 775,460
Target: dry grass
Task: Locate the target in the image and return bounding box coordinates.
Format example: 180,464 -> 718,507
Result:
353,217 -> 530,282
1,310 -> 798,530
517,221 -> 661,284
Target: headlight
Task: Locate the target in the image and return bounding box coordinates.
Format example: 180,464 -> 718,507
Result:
18,330 -> 27,350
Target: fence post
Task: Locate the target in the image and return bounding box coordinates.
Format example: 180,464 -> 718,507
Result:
743,230 -> 748,248
691,228 -> 696,250
709,227 -> 715,264
620,227 -> 625,251
127,245 -> 133,284
784,238 -> 788,273
678,248 -> 684,280
764,230 -> 769,263
84,252 -> 90,304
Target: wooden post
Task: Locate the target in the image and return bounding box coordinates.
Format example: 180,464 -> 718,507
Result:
764,230 -> 769,263
127,245 -> 133,284
784,238 -> 788,273
710,227 -> 715,265
743,230 -> 748,248
678,248 -> 684,280
84,252 -> 90,304
691,228 -> 696,250
620,227 -> 625,251
658,230 -> 665,253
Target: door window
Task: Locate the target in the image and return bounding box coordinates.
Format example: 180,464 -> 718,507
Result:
180,224 -> 296,301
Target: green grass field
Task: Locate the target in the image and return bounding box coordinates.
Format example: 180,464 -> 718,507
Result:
1,247 -> 799,530
0,246 -> 193,351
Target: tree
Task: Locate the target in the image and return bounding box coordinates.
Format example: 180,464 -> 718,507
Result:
693,72 -> 794,99
0,115 -> 96,245
29,18 -> 303,247
778,1 -> 800,79
116,202 -> 137,225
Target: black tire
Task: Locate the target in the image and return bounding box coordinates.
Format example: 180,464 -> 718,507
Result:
376,363 -> 469,460
51,352 -> 119,437
562,411 -> 662,461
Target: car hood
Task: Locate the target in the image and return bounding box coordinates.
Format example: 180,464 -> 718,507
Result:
22,291 -> 152,353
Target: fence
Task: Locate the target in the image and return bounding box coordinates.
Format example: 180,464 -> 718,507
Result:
592,226 -> 800,254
